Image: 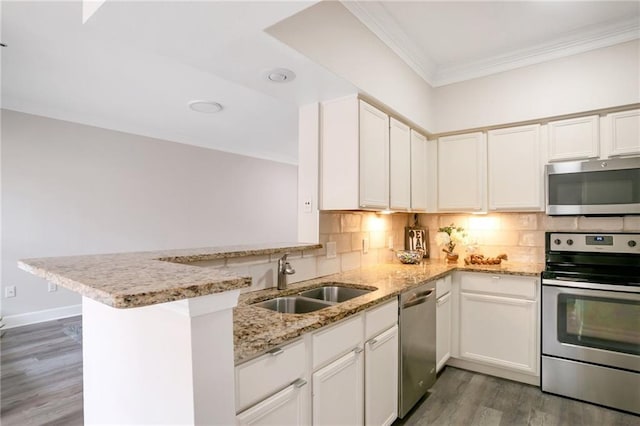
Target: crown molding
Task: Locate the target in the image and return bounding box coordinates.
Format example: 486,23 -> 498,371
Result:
341,1 -> 437,85
435,17 -> 640,87
342,1 -> 640,88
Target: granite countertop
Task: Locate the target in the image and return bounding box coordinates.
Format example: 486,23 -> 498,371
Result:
234,260 -> 543,364
18,242 -> 322,309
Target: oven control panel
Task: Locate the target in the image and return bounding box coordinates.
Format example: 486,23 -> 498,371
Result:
548,232 -> 640,254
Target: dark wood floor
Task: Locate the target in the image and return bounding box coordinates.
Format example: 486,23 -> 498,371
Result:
395,367 -> 639,426
1,316 -> 638,425
1,316 -> 83,426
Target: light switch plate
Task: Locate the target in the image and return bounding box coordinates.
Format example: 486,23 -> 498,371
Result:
326,241 -> 337,259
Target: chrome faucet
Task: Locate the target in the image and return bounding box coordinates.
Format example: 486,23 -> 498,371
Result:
277,254 -> 296,290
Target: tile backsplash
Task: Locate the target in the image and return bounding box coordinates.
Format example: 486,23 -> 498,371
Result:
210,212 -> 639,293
418,212 -> 640,264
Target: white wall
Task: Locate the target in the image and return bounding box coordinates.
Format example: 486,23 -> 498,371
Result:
434,40 -> 640,133
1,109 -> 297,322
267,1 -> 435,132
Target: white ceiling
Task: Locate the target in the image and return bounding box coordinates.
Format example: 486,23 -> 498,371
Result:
344,1 -> 640,86
1,1 -> 356,165
2,1 -> 639,164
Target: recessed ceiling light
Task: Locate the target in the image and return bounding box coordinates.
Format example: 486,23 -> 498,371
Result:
188,100 -> 223,114
264,68 -> 296,83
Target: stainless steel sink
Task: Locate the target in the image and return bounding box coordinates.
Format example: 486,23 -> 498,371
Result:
298,285 -> 373,303
252,296 -> 333,314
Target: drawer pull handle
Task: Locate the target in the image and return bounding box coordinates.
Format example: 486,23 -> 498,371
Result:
369,339 -> 378,346
354,347 -> 364,354
267,347 -> 284,356
293,378 -> 307,388
492,276 -> 500,280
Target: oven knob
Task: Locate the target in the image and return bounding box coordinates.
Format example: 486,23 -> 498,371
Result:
629,240 -> 637,248
553,239 -> 561,245
566,239 -> 574,246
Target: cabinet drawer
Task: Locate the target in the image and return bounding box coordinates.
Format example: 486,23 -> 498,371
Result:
235,340 -> 306,412
436,275 -> 452,299
313,315 -> 363,370
365,299 -> 398,341
460,273 -> 537,300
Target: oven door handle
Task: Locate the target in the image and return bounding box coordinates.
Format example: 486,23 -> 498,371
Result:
542,278 -> 640,294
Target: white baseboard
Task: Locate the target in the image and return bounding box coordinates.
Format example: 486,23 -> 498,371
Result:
447,357 -> 540,386
3,304 -> 82,329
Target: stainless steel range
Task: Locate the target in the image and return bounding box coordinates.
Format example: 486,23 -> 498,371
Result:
541,232 -> 640,415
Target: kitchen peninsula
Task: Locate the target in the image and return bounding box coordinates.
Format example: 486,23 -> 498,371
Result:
18,242 -> 321,425
19,242 -> 544,424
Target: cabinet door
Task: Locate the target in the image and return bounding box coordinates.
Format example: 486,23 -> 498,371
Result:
488,124 -> 543,211
359,101 -> 390,209
313,348 -> 364,426
548,115 -> 599,161
235,340 -> 306,412
410,130 -> 428,211
390,118 -> 411,210
365,325 -> 398,426
606,109 -> 640,157
438,132 -> 487,212
320,95 -> 360,210
237,380 -> 309,426
436,292 -> 452,373
459,292 -> 537,375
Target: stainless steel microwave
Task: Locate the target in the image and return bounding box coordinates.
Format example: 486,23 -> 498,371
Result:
545,157 -> 640,215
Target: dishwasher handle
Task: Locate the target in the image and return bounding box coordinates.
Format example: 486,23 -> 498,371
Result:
401,290 -> 434,309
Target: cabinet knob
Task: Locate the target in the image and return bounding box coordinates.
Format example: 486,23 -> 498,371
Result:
629,240 -> 637,248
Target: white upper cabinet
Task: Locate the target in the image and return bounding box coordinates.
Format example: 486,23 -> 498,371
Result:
389,118 -> 411,210
488,124 -> 544,211
410,130 -> 429,211
604,109 -> 640,158
319,96 -> 391,211
320,96 -> 361,210
438,132 -> 487,212
360,101 -> 390,209
547,115 -> 599,162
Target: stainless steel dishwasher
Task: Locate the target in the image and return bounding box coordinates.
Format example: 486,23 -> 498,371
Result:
398,281 -> 436,418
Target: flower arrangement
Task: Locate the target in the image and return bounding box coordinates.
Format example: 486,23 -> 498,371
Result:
435,223 -> 467,256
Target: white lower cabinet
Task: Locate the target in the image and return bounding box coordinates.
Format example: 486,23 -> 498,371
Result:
457,273 -> 539,377
365,325 -> 398,426
235,340 -> 310,425
436,276 -> 452,373
237,379 -> 308,426
311,299 -> 398,426
436,292 -> 451,373
313,348 -> 364,426
234,298 -> 403,425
